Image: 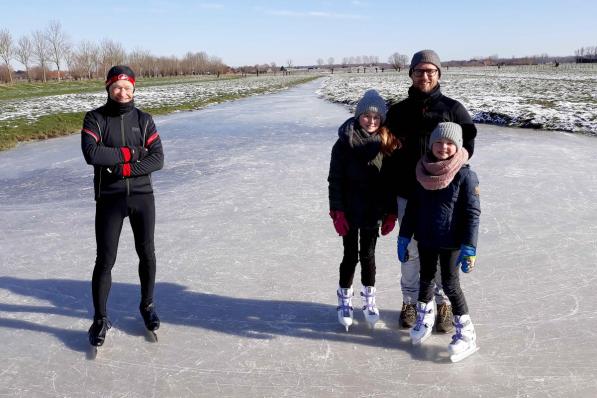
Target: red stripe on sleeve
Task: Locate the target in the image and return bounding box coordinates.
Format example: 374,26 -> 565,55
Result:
82,128 -> 99,143
120,147 -> 131,162
146,132 -> 159,146
123,163 -> 131,177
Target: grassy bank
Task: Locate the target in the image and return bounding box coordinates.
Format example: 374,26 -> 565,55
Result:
0,75 -> 239,101
0,75 -> 319,151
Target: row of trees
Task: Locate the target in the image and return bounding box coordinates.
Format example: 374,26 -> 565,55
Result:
575,46 -> 597,62
0,21 -> 229,83
312,53 -> 410,71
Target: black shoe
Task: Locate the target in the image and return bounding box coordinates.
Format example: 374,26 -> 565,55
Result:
140,303 -> 160,331
399,302 -> 417,329
88,317 -> 112,346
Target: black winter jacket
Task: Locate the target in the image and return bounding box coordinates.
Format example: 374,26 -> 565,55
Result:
386,85 -> 477,199
399,164 -> 480,249
328,118 -> 397,229
81,100 -> 164,200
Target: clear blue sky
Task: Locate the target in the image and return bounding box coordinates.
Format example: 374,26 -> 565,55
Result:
2,0 -> 594,67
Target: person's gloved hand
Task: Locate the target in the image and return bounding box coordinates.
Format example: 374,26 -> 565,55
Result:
457,245 -> 476,273
107,163 -> 131,179
397,236 -> 411,263
121,146 -> 148,163
329,210 -> 349,236
381,213 -> 397,236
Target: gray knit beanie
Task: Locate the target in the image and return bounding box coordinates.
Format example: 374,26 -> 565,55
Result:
429,122 -> 463,151
354,89 -> 387,123
409,49 -> 442,77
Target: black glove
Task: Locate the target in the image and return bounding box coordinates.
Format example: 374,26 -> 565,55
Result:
128,146 -> 148,163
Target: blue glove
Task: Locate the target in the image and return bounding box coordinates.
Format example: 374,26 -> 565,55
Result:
397,236 -> 411,263
457,245 -> 477,273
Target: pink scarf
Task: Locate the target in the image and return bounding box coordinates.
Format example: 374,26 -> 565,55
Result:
416,148 -> 469,190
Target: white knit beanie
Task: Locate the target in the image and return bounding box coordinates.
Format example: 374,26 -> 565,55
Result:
354,89 -> 387,123
429,122 -> 463,150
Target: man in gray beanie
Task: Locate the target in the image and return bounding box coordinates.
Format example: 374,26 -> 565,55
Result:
385,49 -> 477,333
409,49 -> 442,78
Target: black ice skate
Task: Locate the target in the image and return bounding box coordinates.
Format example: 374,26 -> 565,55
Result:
88,317 -> 112,347
140,303 -> 160,341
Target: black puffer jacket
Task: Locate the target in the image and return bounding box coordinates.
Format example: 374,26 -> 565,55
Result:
328,117 -> 396,229
399,165 -> 480,249
386,85 -> 477,199
81,99 -> 164,200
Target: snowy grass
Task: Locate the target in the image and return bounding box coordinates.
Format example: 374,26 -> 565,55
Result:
0,74 -> 319,150
317,64 -> 597,135
0,74 -> 238,101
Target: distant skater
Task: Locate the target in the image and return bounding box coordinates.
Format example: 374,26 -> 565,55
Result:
81,65 -> 164,346
328,89 -> 400,331
386,49 -> 477,332
397,122 -> 480,362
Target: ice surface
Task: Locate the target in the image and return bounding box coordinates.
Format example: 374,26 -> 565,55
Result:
1,80 -> 597,397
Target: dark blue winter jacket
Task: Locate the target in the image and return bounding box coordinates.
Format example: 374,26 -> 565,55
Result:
399,164 -> 480,249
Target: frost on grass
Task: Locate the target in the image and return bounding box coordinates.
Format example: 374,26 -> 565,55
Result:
0,75 -> 313,123
317,65 -> 597,135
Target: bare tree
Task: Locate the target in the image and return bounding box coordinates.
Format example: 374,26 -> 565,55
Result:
100,38 -> 125,76
32,30 -> 50,82
0,28 -> 13,83
128,47 -> 152,77
69,40 -> 100,80
286,59 -> 293,68
388,52 -> 408,71
15,35 -> 33,82
316,58 -> 324,67
45,20 -> 70,80
327,57 -> 334,66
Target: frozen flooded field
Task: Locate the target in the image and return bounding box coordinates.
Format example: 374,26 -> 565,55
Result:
0,74 -> 314,123
318,64 -> 597,135
1,80 -> 597,397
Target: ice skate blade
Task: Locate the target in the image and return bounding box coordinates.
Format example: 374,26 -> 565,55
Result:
87,345 -> 99,360
411,330 -> 432,345
450,346 -> 479,363
337,312 -> 353,332
145,329 -> 158,342
365,321 -> 378,329
363,314 -> 379,329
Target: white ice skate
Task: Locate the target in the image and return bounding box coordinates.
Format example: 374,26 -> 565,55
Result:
449,314 -> 479,362
410,301 -> 435,345
360,286 -> 380,328
336,286 -> 354,332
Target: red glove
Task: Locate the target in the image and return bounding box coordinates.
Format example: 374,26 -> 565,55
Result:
381,213 -> 397,236
120,146 -> 148,163
329,210 -> 349,236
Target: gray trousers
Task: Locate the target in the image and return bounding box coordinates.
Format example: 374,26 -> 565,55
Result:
397,196 -> 449,305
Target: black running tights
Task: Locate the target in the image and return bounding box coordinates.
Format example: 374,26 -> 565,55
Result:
92,194 -> 156,320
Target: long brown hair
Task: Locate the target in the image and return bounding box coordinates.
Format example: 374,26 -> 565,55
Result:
378,126 -> 402,155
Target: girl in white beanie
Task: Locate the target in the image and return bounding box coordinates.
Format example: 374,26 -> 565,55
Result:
397,122 -> 481,361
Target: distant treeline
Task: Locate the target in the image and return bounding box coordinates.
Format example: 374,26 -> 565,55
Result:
0,21 -> 231,84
